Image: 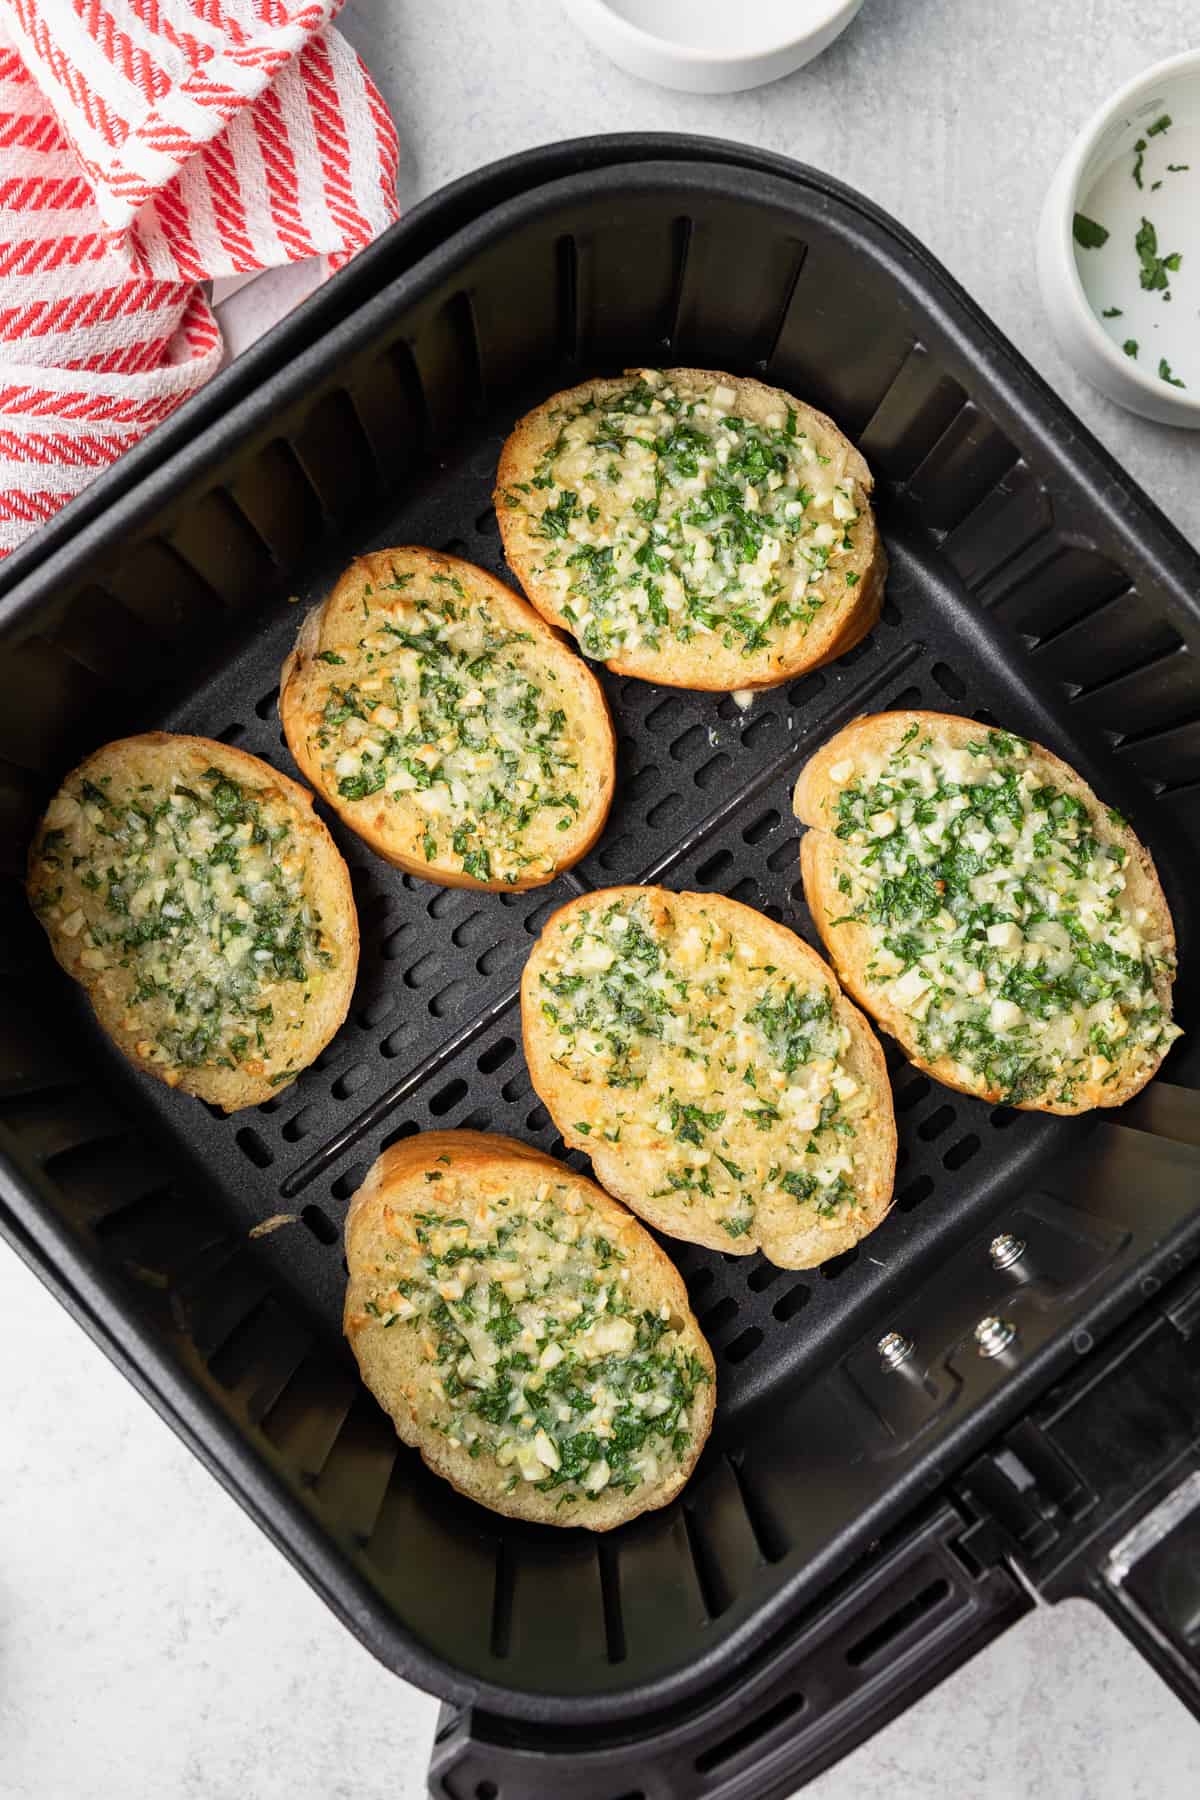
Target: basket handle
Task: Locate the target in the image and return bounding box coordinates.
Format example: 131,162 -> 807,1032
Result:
1073,1470 -> 1200,1719
426,1499 -> 1031,1799
432,1230 -> 1200,1799
953,1229 -> 1200,1728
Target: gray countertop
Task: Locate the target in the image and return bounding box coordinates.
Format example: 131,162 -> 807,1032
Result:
5,2 -> 1200,1794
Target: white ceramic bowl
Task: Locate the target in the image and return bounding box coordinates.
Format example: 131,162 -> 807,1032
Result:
1038,49 -> 1200,428
560,0 -> 864,95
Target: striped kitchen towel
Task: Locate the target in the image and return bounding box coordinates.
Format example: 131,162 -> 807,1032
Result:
0,0 -> 398,555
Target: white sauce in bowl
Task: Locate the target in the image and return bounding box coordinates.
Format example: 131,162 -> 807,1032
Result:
1073,99 -> 1198,392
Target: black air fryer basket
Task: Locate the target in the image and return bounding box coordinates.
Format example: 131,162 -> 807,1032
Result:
4,137 -> 1200,1798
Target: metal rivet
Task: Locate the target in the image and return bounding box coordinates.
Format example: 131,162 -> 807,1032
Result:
989,1232 -> 1026,1270
878,1330 -> 914,1370
975,1315 -> 1017,1358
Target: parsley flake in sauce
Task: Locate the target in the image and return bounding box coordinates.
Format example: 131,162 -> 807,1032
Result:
1135,216 -> 1182,294
1073,213 -> 1110,249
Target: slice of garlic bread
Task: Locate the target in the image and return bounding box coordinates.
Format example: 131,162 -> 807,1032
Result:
521,887 -> 896,1268
795,710 -> 1181,1112
27,733 -> 357,1110
495,367 -> 886,691
344,1131 -> 715,1529
280,547 -> 614,891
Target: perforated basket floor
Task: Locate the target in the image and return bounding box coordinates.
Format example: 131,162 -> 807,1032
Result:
3,142 -> 1200,1726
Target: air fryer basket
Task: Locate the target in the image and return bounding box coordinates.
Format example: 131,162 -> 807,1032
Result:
4,139 -> 1200,1762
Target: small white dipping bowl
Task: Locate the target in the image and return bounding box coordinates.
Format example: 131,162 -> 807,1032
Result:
560,0 -> 864,94
1038,48 -> 1200,427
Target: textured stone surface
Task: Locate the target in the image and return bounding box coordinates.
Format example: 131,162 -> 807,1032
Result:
5,3 -> 1200,1794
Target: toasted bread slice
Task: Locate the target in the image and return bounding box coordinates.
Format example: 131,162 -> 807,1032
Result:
495,367 -> 886,692
344,1130 -> 715,1529
27,733 -> 357,1110
795,710 -> 1181,1113
521,887 -> 896,1268
280,547 -> 614,891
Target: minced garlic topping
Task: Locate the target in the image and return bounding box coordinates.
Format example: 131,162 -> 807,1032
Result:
824,724 -> 1180,1104
359,1177 -> 708,1503
534,895 -> 868,1240
30,760 -> 335,1086
306,564 -> 586,884
500,370 -> 864,664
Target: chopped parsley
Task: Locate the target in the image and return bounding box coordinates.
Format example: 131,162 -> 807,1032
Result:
305,566 -> 584,885
505,370 -> 865,666
1073,213 -> 1109,249
669,1102 -> 726,1145
825,726 -> 1180,1107
360,1187 -> 709,1506
30,762 -> 336,1086
1135,216 -> 1182,294
534,896 -> 863,1244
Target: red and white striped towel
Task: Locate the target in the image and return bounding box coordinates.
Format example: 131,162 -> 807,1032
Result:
0,0 -> 398,555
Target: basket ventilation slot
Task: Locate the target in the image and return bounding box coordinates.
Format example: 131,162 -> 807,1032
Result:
227,437 -> 322,570
857,343 -> 965,480
939,464 -> 1053,595
1070,643 -> 1195,740
982,543 -> 1130,639
1114,715 -> 1200,787
844,1575 -> 951,1667
694,1690 -> 805,1774
169,485 -> 277,615
414,291 -> 486,443
905,405 -> 1021,534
